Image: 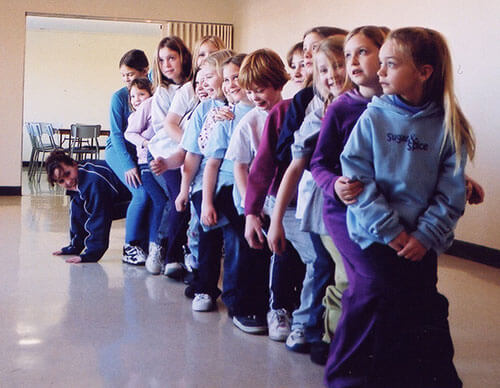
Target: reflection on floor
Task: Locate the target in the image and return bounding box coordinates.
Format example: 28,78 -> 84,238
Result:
1,170 -> 499,387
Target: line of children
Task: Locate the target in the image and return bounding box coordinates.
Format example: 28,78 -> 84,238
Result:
51,27 -> 483,383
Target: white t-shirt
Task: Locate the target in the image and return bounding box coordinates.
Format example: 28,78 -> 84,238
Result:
225,107 -> 269,164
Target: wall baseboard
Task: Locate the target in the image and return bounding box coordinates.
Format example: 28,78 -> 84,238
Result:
446,240 -> 500,268
0,186 -> 22,196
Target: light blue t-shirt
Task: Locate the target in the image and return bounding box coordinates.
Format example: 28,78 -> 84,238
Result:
180,99 -> 226,194
206,102 -> 254,213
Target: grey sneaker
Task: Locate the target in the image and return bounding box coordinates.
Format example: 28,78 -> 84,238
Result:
122,244 -> 146,266
267,308 -> 291,341
145,242 -> 163,275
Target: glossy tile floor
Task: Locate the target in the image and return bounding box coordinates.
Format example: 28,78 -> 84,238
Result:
0,171 -> 498,387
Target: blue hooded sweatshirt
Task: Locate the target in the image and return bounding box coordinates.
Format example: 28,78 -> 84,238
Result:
340,95 -> 467,254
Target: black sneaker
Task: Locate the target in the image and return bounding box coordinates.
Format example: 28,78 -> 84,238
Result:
184,285 -> 196,299
232,315 -> 267,334
122,244 -> 146,266
310,341 -> 330,366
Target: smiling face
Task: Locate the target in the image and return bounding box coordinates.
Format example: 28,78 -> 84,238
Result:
246,84 -> 282,112
378,39 -> 429,105
120,65 -> 146,88
129,85 -> 151,109
303,32 -> 323,75
52,162 -> 78,191
222,63 -> 249,104
158,47 -> 182,84
201,63 -> 224,100
194,68 -> 209,101
344,33 -> 382,98
315,51 -> 346,98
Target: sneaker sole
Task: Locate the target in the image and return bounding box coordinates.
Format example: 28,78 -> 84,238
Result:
232,317 -> 267,335
285,342 -> 310,353
164,267 -> 185,280
122,259 -> 146,266
268,332 -> 289,342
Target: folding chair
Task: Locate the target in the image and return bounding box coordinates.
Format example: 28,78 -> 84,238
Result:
69,124 -> 102,161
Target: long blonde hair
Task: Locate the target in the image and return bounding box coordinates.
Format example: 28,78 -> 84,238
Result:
192,35 -> 226,70
389,27 -> 475,168
313,35 -> 351,113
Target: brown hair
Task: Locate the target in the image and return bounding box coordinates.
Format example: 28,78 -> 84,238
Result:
153,36 -> 192,89
128,78 -> 153,110
286,42 -> 303,67
119,49 -> 149,72
45,151 -> 76,186
238,49 -> 289,90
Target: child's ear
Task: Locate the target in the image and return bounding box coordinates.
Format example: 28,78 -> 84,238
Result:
419,64 -> 434,82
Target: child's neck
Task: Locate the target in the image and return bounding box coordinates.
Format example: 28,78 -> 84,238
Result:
358,84 -> 383,99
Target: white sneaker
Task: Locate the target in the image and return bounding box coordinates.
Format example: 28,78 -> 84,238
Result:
192,293 -> 214,312
122,244 -> 146,266
267,309 -> 291,342
145,242 -> 163,275
164,262 -> 185,279
285,327 -> 309,353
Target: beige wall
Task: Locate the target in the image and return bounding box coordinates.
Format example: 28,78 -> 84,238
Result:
3,0 -> 499,249
0,0 -> 235,186
23,28 -> 160,160
231,0 -> 500,250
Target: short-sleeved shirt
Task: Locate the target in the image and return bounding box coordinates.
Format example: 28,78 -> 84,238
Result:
225,107 -> 269,164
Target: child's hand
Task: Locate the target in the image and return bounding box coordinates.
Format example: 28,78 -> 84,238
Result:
267,219 -> 287,255
65,256 -> 82,264
388,231 -> 410,252
175,190 -> 189,212
245,214 -> 266,249
466,176 -> 485,205
335,176 -> 364,205
213,106 -> 235,122
397,236 -> 427,262
201,201 -> 218,226
150,157 -> 168,176
125,167 -> 141,188
53,250 -> 63,255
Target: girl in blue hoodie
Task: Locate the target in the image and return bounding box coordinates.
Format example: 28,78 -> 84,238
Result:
326,28 -> 475,388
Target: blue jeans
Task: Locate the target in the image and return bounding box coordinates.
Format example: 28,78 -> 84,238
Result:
191,186 -> 269,316
154,168 -> 188,263
281,206 -> 317,334
105,147 -> 150,246
139,164 -> 168,243
307,233 -> 335,343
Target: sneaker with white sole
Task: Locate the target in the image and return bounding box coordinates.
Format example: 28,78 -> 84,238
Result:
285,327 -> 310,353
192,293 -> 214,311
122,244 -> 146,266
164,262 -> 185,279
145,242 -> 163,275
232,315 -> 268,334
267,308 -> 291,341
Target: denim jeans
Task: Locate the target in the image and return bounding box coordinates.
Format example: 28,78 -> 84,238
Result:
282,205 -> 317,333
307,233 -> 335,343
105,147 -> 149,246
139,164 -> 167,243
156,168 -> 188,263
191,186 -> 269,316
